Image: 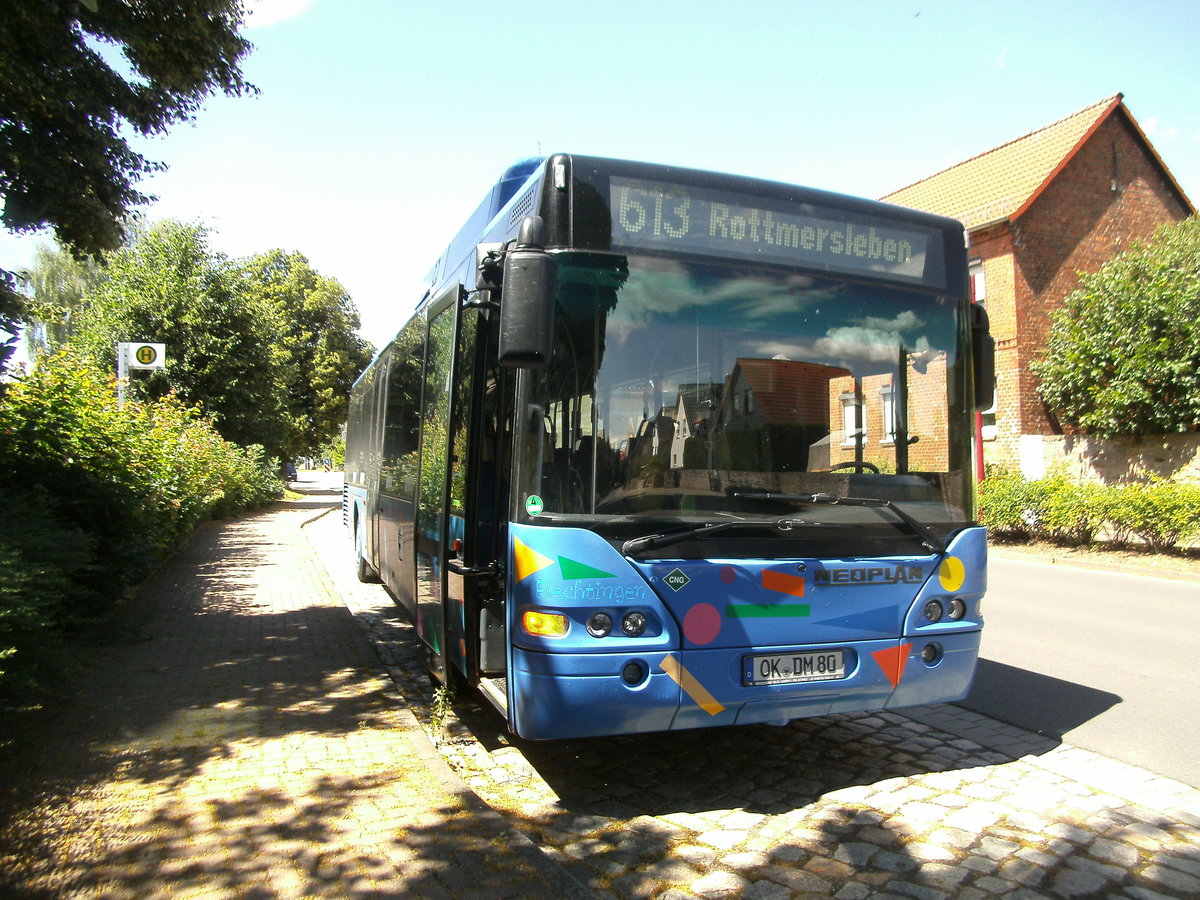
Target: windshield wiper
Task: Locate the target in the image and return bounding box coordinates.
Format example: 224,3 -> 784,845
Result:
733,492 -> 946,555
621,518 -> 832,556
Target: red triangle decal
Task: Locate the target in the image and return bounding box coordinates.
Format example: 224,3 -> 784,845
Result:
872,643 -> 912,688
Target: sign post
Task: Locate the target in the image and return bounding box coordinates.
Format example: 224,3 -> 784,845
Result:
116,342 -> 167,408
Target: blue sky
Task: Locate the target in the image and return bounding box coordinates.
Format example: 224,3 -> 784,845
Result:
4,0 -> 1198,348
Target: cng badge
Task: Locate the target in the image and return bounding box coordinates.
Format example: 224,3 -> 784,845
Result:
664,568 -> 691,592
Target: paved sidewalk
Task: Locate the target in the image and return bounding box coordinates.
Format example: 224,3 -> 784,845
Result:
0,497 -> 580,898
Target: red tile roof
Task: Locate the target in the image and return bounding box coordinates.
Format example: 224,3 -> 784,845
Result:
882,95 -> 1193,229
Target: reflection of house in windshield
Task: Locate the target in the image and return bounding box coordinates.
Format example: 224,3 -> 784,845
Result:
669,384 -> 723,469
671,359 -> 850,474
662,355 -> 951,482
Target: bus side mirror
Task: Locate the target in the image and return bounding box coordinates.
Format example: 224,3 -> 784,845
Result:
498,216 -> 557,368
971,303 -> 995,412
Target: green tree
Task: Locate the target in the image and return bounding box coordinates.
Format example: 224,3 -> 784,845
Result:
0,0 -> 255,373
20,243 -> 108,352
0,272 -> 22,378
239,250 -> 373,459
1035,216 -> 1200,437
71,220 -> 287,453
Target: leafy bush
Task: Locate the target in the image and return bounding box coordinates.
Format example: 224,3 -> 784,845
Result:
1111,481 -> 1200,553
1039,477 -> 1110,547
978,466 -> 1046,539
1035,216 -> 1200,437
980,467 -> 1200,552
0,351 -> 282,710
0,495 -> 97,717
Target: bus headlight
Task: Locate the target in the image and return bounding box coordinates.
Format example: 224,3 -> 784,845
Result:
621,611 -> 647,637
923,600 -> 944,623
586,612 -> 613,637
947,598 -> 967,620
523,610 -> 569,638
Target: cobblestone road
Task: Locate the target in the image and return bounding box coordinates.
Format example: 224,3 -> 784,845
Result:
308,507 -> 1200,899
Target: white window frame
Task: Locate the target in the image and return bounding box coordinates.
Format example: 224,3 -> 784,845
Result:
840,392 -> 866,448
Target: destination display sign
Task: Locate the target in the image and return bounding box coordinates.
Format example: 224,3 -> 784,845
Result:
609,176 -> 939,286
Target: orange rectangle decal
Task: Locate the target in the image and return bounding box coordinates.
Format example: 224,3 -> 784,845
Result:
762,570 -> 806,597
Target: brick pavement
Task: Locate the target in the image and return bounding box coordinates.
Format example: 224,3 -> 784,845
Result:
0,496 -> 582,899
4,485 -> 1199,899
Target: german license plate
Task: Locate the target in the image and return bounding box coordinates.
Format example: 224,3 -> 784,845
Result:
744,650 -> 845,686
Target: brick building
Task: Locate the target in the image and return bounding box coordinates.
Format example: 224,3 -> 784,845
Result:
882,95 -> 1194,467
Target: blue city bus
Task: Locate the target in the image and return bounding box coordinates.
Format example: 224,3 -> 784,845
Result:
344,154 -> 995,740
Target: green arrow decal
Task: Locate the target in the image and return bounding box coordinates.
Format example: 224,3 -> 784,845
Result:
557,556 -> 616,580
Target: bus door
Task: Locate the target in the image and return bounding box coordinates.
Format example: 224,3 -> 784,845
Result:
414,291 -> 460,679
444,300 -> 504,692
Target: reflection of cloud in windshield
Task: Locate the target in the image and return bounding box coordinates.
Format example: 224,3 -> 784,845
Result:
609,264 -> 824,340
749,340 -> 809,360
815,309 -> 932,365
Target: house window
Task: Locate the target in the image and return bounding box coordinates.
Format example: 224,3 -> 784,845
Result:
980,390 -> 998,441
840,392 -> 865,447
880,385 -> 897,445
969,259 -> 987,305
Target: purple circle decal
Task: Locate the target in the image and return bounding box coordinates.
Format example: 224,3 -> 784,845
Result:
720,565 -> 736,584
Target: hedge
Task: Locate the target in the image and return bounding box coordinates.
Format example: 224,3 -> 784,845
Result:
979,466 -> 1200,552
0,351 -> 282,721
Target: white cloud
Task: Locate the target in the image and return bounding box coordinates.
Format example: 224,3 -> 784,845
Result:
244,0 -> 312,28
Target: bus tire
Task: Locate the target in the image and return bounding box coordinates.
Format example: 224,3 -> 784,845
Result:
356,549 -> 376,583
354,520 -> 379,583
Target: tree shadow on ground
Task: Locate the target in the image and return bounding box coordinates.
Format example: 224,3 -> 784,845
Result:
446,691 -> 1200,897
399,614 -> 1199,896
0,503 -> 569,897
0,769 -> 561,898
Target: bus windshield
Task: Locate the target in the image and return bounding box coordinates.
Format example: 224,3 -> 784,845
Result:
516,252 -> 973,548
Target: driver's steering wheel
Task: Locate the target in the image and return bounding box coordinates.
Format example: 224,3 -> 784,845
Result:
829,461 -> 880,474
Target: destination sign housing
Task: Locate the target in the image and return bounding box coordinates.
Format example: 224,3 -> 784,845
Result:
609,176 -> 939,286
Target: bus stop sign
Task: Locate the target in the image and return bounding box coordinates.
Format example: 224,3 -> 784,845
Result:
121,342 -> 166,370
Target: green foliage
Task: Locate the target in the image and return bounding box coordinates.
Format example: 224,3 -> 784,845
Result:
70,221 -> 288,453
60,229 -> 373,461
0,350 -> 282,712
238,250 -> 373,459
980,467 -> 1200,552
0,1 -> 253,257
977,466 -> 1044,539
0,495 -> 97,717
0,2 -> 253,379
1111,481 -> 1200,553
1039,477 -> 1110,547
1035,216 -> 1200,437
0,268 -> 22,378
315,432 -> 346,469
18,243 -> 108,351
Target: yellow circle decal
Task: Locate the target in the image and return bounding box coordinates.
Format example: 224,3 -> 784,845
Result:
938,556 -> 966,592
